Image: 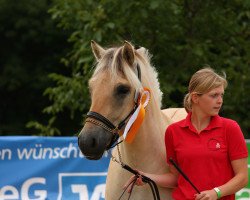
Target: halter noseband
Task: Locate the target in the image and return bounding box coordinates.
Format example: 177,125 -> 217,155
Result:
85,104 -> 137,149
83,64 -> 141,149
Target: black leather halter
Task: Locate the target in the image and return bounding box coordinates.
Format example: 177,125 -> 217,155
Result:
84,64 -> 141,149
86,105 -> 137,149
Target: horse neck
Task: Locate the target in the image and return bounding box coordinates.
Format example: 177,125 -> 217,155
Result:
119,96 -> 172,172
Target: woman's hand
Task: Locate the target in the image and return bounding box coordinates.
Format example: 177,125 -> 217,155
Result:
123,172 -> 145,193
123,167 -> 179,193
195,189 -> 218,200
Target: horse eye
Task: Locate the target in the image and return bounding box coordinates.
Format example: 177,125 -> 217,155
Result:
115,85 -> 131,96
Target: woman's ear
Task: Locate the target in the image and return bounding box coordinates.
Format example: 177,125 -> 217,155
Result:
191,92 -> 200,104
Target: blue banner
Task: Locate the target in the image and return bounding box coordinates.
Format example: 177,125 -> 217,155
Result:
0,137 -> 249,200
0,136 -> 110,200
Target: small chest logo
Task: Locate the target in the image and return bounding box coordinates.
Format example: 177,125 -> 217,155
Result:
207,138 -> 223,151
216,142 -> 220,149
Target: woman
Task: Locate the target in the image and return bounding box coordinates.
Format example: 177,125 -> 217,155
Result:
125,67 -> 248,200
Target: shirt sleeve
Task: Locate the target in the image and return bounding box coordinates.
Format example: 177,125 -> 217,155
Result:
225,120 -> 248,161
165,125 -> 176,165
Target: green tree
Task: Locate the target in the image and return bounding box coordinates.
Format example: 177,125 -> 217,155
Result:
0,0 -> 69,135
27,0 -> 250,137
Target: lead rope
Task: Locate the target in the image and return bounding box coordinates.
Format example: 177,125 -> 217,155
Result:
111,144 -> 160,200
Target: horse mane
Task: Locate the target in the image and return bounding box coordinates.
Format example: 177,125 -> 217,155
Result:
92,44 -> 163,109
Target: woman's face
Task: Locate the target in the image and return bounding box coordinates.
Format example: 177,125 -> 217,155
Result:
195,85 -> 224,116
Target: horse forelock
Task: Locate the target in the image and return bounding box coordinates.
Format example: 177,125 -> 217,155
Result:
91,44 -> 163,108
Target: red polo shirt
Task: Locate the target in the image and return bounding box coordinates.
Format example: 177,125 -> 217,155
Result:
165,112 -> 248,200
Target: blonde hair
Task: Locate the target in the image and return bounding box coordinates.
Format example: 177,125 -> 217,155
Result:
183,67 -> 228,112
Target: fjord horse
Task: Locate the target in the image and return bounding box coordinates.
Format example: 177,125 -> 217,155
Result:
78,41 -> 186,199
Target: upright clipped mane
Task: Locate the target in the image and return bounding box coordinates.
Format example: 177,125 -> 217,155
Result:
92,44 -> 163,109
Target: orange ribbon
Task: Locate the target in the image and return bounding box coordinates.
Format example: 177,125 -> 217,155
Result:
124,88 -> 150,143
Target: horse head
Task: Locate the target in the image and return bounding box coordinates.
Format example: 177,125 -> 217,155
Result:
78,40 -> 149,160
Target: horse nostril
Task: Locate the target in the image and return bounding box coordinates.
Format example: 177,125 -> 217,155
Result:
91,138 -> 96,147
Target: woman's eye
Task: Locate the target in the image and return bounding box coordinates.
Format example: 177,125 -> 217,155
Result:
209,93 -> 224,98
210,94 -> 217,98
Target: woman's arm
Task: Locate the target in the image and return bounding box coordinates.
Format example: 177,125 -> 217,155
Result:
195,158 -> 248,200
218,158 -> 248,197
143,165 -> 179,188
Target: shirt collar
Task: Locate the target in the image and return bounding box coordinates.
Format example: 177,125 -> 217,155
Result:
180,112 -> 223,131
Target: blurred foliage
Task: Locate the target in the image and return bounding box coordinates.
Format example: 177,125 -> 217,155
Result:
1,0 -> 249,137
0,0 -> 70,135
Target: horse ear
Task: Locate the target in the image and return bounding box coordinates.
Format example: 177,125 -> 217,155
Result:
91,40 -> 105,61
122,41 -> 135,66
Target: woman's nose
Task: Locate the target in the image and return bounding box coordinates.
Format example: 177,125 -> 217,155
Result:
217,95 -> 223,103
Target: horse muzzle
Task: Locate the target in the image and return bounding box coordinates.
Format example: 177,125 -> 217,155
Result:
78,125 -> 113,160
